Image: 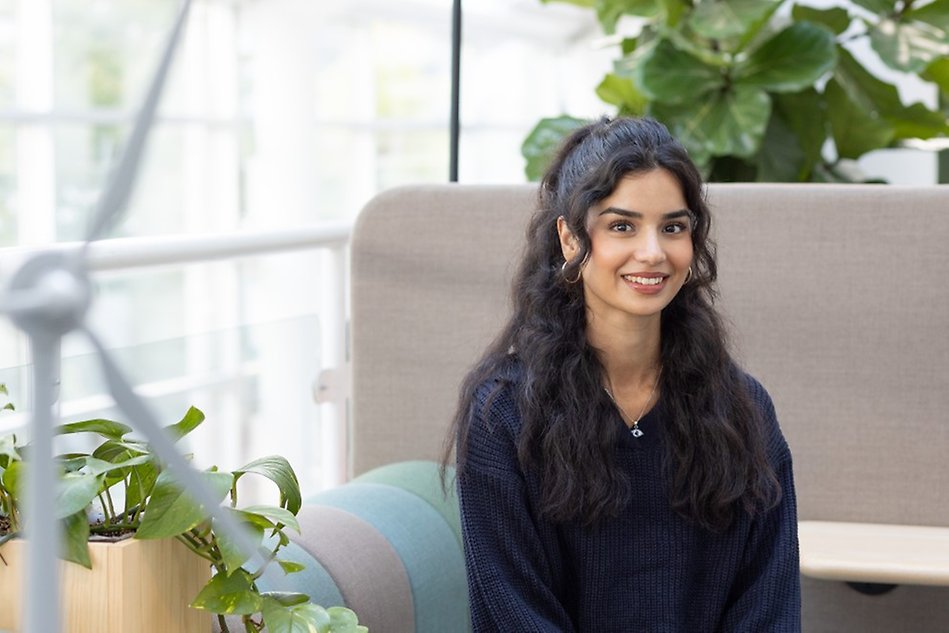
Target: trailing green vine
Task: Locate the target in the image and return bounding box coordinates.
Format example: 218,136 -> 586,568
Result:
0,403 -> 367,633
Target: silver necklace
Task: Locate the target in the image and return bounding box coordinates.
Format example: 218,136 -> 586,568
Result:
603,368 -> 661,438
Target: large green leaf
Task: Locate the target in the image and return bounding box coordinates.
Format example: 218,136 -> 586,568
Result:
772,88 -> 827,176
833,46 -> 947,139
907,0 -> 949,31
521,116 -> 590,181
825,78 -> 895,158
92,439 -> 148,463
849,0 -> 895,13
80,454 -> 152,478
262,598 -> 331,633
735,22 -> 837,92
689,0 -> 780,40
60,510 -> 92,569
922,57 -> 949,96
652,85 -> 772,159
240,505 -> 301,533
125,460 -> 159,516
56,419 -> 132,441
1,459 -> 22,500
99,454 -> 155,490
190,568 -> 263,615
327,607 -> 369,633
635,38 -> 725,103
136,469 -> 233,539
869,17 -> 949,73
661,26 -> 733,66
833,46 -> 903,114
756,112 -> 807,181
791,4 -> 852,34
234,456 -> 302,515
596,73 -> 647,115
597,0 -> 660,34
164,406 -> 205,442
659,0 -> 688,26
56,471 -> 104,519
890,102 -> 949,138
214,509 -> 265,573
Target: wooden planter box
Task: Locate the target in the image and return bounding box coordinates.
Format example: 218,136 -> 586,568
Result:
0,536 -> 211,633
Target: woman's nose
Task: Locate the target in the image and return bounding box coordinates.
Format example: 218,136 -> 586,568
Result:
634,231 -> 666,265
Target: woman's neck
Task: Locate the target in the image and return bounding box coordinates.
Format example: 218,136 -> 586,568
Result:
586,313 -> 662,388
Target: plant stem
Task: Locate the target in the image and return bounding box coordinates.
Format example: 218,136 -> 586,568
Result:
104,486 -> 117,520
218,613 -> 230,633
97,493 -> 113,523
177,532 -> 217,563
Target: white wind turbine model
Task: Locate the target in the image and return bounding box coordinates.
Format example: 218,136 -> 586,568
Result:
0,1 -> 259,631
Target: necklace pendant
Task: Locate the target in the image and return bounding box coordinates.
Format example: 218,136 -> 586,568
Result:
631,425 -> 644,438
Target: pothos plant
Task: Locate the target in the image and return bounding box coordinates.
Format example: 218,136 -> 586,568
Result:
0,399 -> 367,633
523,0 -> 949,182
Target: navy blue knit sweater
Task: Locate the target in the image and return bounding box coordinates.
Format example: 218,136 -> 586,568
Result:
457,368 -> 800,632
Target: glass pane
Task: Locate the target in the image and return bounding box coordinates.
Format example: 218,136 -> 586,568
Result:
372,21 -> 449,122
375,128 -> 448,190
0,3 -> 15,109
52,0 -> 176,111
0,315 -> 326,502
55,122 -> 241,240
0,124 -> 15,245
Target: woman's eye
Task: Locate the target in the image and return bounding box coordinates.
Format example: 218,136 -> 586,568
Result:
664,222 -> 688,234
610,221 -> 634,232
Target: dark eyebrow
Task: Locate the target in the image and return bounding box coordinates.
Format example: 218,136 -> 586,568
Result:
598,207 -> 692,220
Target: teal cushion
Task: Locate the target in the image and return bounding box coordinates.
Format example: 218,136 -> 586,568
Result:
353,460 -> 462,548
291,504 -> 415,633
255,539 -> 345,608
311,482 -> 470,633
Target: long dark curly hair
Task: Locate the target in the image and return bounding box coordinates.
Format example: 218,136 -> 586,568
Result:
447,116 -> 780,532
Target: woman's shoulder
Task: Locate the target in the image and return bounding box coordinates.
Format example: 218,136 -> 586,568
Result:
736,369 -> 792,463
461,355 -> 526,469
471,354 -> 524,414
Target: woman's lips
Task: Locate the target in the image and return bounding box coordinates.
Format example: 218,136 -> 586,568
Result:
621,273 -> 668,295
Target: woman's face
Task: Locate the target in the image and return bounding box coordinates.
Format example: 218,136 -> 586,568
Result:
558,168 -> 694,326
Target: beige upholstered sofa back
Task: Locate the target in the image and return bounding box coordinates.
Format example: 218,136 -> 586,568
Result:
351,183 -> 949,528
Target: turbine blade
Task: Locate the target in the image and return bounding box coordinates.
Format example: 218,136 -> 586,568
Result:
83,0 -> 193,246
81,324 -> 263,566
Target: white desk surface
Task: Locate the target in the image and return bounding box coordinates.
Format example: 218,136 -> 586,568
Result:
799,520 -> 949,586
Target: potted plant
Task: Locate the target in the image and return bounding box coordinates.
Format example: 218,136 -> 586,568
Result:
0,396 -> 367,633
523,0 -> 948,182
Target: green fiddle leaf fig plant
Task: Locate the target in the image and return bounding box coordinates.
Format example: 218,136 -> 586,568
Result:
0,400 -> 367,633
526,0 -> 949,182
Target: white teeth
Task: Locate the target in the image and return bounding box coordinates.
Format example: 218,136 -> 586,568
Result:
624,275 -> 663,285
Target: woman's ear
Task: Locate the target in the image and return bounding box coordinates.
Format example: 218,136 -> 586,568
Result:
557,216 -> 579,262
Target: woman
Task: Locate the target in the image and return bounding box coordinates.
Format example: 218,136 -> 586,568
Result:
447,117 -> 800,632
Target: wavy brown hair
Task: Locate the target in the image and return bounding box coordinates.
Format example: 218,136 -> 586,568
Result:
445,116 -> 780,531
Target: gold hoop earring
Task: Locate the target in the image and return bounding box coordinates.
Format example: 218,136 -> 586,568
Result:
562,259 -> 583,284
684,266 -> 694,284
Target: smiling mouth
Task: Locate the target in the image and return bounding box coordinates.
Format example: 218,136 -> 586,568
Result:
622,275 -> 666,285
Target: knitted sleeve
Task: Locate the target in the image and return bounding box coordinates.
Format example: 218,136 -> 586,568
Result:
720,380 -> 802,632
457,380 -> 576,633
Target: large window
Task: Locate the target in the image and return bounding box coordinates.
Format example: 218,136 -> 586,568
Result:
0,0 -> 606,494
